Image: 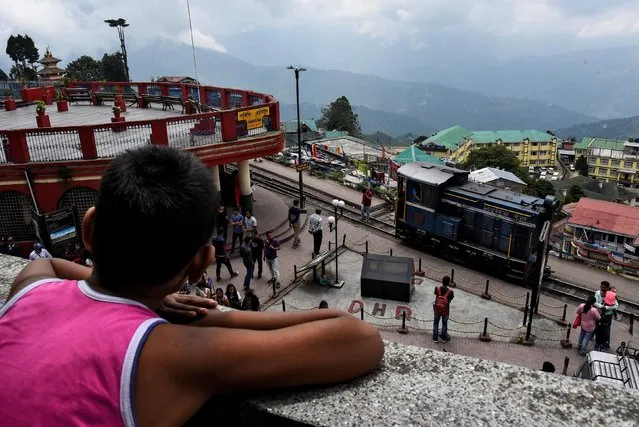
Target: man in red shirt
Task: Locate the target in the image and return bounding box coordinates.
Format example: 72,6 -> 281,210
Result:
361,187 -> 373,221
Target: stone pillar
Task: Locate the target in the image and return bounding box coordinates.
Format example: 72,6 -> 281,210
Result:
238,160 -> 252,213
211,165 -> 222,203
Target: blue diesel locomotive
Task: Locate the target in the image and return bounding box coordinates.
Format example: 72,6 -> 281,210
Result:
395,162 -> 557,279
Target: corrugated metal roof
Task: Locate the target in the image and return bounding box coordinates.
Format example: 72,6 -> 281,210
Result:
398,162 -> 468,185
575,137 -> 626,151
283,120 -> 318,133
469,167 -> 526,186
472,130 -> 555,143
568,198 -> 639,239
420,125 -> 471,150
394,146 -> 444,165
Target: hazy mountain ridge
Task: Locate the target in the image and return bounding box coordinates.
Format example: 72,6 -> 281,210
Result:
128,42 -> 594,135
556,115 -> 639,141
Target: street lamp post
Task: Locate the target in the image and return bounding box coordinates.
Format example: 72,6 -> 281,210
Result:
105,18 -> 131,82
327,199 -> 346,287
287,65 -> 307,209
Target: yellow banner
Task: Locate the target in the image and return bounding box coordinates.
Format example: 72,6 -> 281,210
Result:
237,106 -> 270,130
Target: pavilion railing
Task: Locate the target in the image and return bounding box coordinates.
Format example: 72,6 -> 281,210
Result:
0,81 -> 281,164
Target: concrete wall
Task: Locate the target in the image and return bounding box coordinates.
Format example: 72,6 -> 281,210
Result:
2,253 -> 638,426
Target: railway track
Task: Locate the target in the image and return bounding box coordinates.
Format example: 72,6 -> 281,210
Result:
245,167 -> 397,237
542,277 -> 639,317
243,165 -> 639,319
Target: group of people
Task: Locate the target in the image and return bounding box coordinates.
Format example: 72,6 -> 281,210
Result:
215,205 -> 282,292
179,275 -> 261,311
575,280 -> 620,355
0,236 -> 18,257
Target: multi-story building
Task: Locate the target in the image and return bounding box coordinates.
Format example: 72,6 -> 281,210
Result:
575,137 -> 639,186
560,198 -> 639,274
419,125 -> 558,167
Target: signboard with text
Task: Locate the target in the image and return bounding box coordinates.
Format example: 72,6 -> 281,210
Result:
237,106 -> 270,130
31,208 -> 79,256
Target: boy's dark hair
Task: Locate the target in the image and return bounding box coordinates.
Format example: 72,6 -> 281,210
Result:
315,208 -> 322,214
293,199 -> 299,206
601,281 -> 610,289
92,146 -> 216,292
246,210 -> 252,215
442,276 -> 451,287
541,362 -> 555,373
234,207 -> 240,212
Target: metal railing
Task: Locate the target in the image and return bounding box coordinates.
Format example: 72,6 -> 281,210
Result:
93,122 -> 153,158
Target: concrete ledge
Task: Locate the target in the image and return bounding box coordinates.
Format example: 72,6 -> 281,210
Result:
3,254 -> 638,426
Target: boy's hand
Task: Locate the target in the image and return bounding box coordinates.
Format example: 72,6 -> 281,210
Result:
158,293 -> 217,323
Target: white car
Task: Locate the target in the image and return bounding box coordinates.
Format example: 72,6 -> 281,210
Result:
570,164 -> 576,171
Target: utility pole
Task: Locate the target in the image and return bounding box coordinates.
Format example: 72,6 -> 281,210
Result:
287,65 -> 307,209
105,18 -> 130,82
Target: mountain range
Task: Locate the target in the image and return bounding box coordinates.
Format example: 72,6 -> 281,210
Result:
557,115 -> 639,141
124,41 -> 595,136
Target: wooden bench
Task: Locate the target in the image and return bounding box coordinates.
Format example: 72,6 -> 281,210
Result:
94,92 -> 118,106
65,88 -> 92,104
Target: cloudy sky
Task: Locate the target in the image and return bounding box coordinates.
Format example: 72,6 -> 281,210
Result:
2,0 -> 639,72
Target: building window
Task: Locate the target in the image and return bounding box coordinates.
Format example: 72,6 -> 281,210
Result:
540,151 -> 548,156
624,161 -> 634,168
600,159 -> 609,166
531,151 -> 538,156
541,142 -> 548,146
511,143 -> 520,147
532,142 -> 538,147
588,167 -> 595,174
588,158 -> 597,164
598,168 -> 608,175
612,160 -> 621,166
611,169 -> 618,176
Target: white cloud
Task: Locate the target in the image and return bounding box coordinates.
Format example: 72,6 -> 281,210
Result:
1,0 -> 639,65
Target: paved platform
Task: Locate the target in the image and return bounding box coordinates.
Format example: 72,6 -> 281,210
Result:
250,158 -> 386,209
266,250 -> 567,345
0,104 -> 181,130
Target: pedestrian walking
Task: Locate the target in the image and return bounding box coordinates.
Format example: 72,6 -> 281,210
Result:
594,281 -> 618,351
244,210 -> 258,238
308,208 -> 323,258
361,187 -> 373,221
229,207 -> 244,253
240,236 -> 255,290
212,235 -> 238,281
216,205 -> 229,243
433,276 -> 454,343
264,231 -> 281,289
251,235 -> 264,279
575,296 -> 600,355
288,199 -> 301,247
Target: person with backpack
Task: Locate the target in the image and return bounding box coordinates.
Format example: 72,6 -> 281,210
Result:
433,276 -> 454,343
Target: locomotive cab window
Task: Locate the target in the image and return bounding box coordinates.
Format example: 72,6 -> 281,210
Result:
407,181 -> 434,207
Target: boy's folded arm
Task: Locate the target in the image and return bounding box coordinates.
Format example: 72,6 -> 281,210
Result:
9,258 -> 92,299
189,308 -> 352,330
135,316 -> 384,425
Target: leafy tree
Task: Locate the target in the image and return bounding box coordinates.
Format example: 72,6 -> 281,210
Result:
101,52 -> 127,82
0,69 -> 8,80
318,96 -> 362,137
564,184 -> 584,204
575,155 -> 588,176
9,64 -> 37,80
463,144 -> 520,172
524,179 -> 555,199
65,55 -> 104,81
5,34 -> 39,70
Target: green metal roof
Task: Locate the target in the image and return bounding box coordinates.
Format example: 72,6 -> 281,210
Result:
420,125 -> 471,150
324,130 -> 349,138
284,120 -> 318,132
575,137 -> 626,151
394,145 -> 445,165
471,130 -> 556,143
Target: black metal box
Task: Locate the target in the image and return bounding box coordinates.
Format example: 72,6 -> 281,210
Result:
360,254 -> 414,302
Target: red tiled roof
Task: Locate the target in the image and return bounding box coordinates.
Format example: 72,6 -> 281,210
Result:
568,198 -> 639,240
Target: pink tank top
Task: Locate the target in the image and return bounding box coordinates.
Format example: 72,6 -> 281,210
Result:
0,279 -> 167,426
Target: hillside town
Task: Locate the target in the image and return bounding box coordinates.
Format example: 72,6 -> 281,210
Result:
1,3 -> 639,426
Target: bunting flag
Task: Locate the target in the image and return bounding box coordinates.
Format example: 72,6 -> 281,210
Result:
312,144 -> 318,158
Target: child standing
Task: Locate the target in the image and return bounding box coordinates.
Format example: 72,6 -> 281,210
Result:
604,287 -> 619,320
